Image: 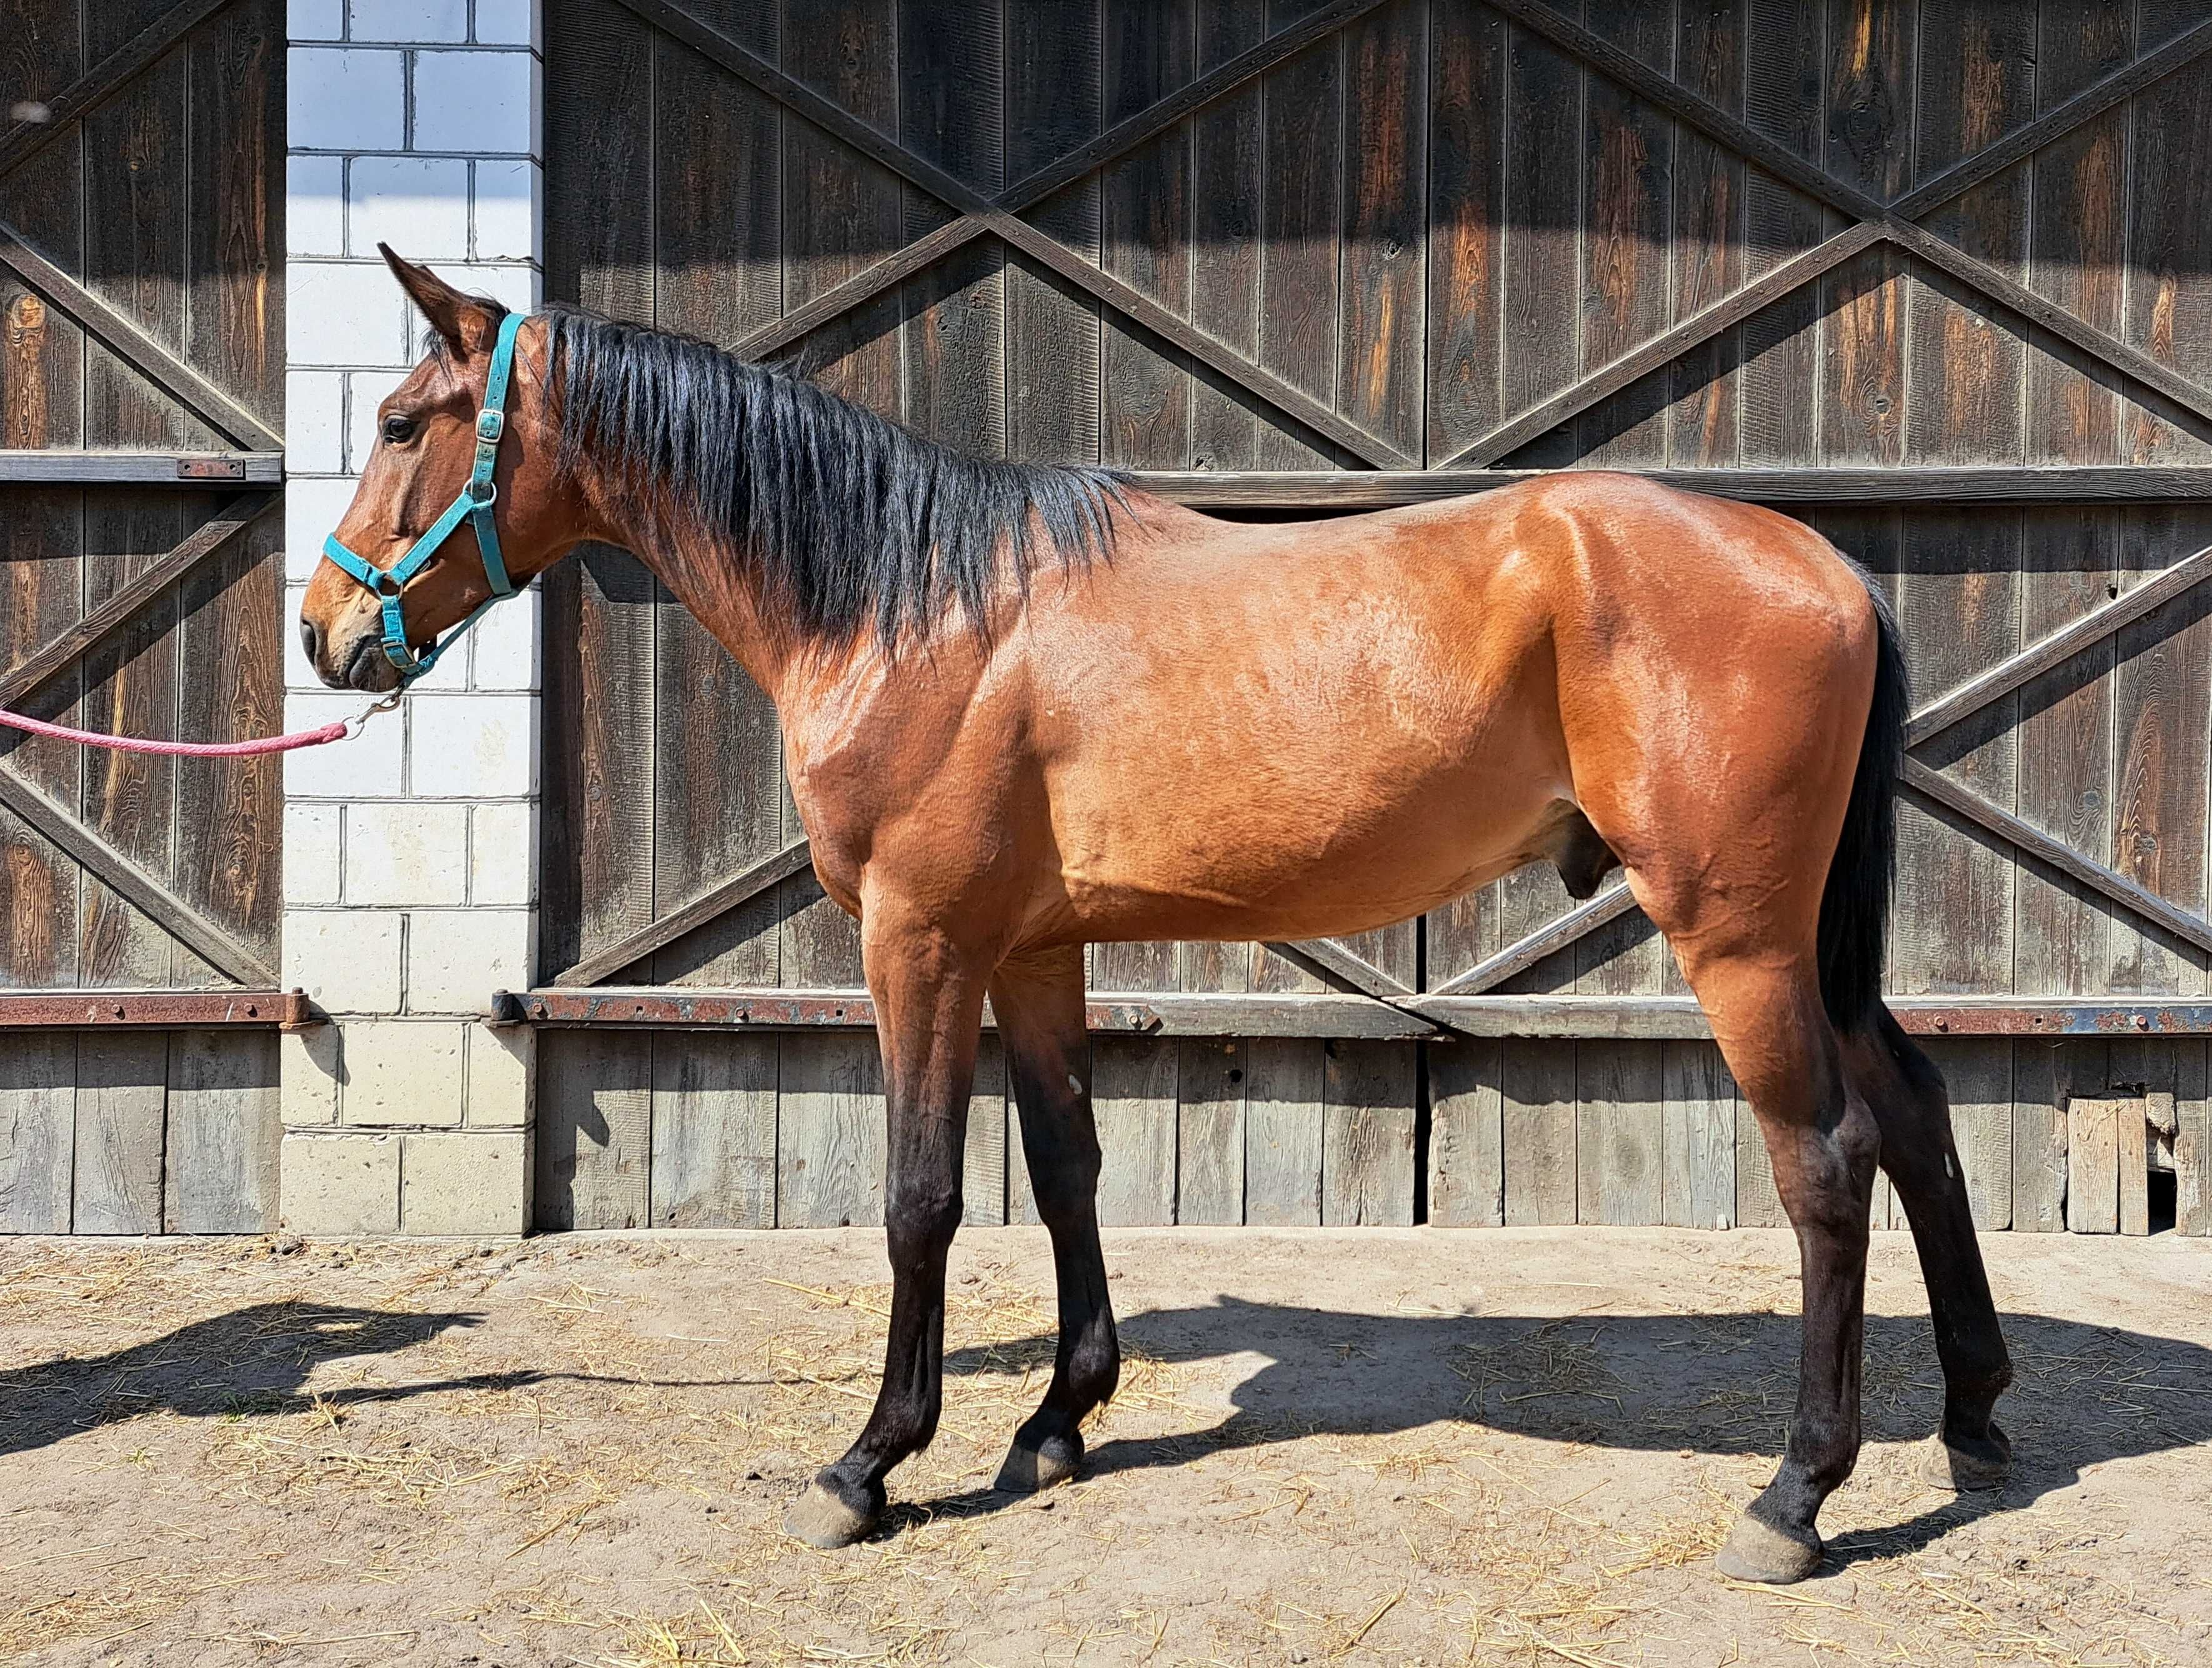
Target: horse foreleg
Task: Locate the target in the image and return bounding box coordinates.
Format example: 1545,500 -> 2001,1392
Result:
987,946 -> 1119,1494
783,916 -> 986,1549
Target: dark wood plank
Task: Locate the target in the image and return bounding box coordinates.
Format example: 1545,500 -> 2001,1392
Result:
77,494 -> 188,987
1321,1037 -> 1413,1225
777,1032 -> 886,1227
2120,2 -> 2212,464
1906,0 -> 2030,467
72,1030 -> 166,1234
1497,9 -> 1581,468
649,1031 -> 777,1227
0,478 -> 81,989
1092,1033 -> 1177,1226
0,1031 -> 73,1232
533,1028 -> 652,1230
1099,0 -> 1191,477
1666,0 -> 1745,468
2024,2 -> 2131,471
187,0 -> 284,437
898,0 -> 1003,456
655,0 -> 779,349
1817,0 -> 1911,469
2014,510 -> 2115,997
1176,1037 -> 1244,1225
1734,0 -> 1825,468
1189,0 -> 1267,477
2109,508 -> 2212,991
164,1030 -> 279,1233
1575,0 -> 1674,467
1242,1036 -> 1323,1224
1338,0 -> 1423,463
1255,0 -> 1342,468
1891,509 -> 2019,994
1424,0 -> 1505,462
1428,1036 -> 1503,1226
1004,0 -> 1102,466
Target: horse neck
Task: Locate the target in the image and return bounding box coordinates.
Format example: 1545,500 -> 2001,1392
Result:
581,463 -> 804,704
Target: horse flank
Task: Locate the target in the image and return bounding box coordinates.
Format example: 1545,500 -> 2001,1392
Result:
539,306 -> 1125,650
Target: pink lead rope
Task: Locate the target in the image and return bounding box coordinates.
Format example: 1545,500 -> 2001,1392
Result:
0,696 -> 395,757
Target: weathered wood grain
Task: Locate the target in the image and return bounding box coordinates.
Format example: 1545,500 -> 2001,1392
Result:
1243,1036 -> 1323,1225
0,1032 -> 74,1232
777,1032 -> 887,1228
1092,1034 -> 1178,1226
164,1029 -> 279,1233
2067,1094 -> 2123,1232
1661,1038 -> 1735,1230
72,1030 -> 166,1234
1503,1038 -> 1576,1226
1322,1038 -> 1414,1226
1428,1037 -> 1503,1227
534,1029 -> 651,1230
649,1032 -> 776,1228
1176,1038 -> 1244,1226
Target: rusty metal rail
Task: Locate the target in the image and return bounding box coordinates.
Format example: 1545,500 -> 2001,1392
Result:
492,988 -> 2212,1040
0,988 -> 317,1029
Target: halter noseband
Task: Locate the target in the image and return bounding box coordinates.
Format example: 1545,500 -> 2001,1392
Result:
321,308 -> 526,682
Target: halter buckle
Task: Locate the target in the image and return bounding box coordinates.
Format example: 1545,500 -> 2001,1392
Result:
476,409 -> 505,442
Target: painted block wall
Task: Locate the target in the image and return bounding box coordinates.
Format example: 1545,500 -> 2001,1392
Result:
280,0 -> 544,1234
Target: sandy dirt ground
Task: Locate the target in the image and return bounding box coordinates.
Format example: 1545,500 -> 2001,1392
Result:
2,1225 -> 2209,1668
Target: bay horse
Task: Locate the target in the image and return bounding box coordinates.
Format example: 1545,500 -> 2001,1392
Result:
301,250 -> 2014,1584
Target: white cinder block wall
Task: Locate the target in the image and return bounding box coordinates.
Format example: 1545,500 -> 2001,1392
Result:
279,0 -> 544,1234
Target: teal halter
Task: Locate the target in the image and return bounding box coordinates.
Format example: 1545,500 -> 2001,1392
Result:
322,309 -> 525,682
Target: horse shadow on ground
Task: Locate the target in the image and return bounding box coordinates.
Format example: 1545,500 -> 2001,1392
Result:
924,1299 -> 2212,1566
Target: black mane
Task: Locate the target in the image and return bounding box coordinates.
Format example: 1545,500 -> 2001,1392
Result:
543,307 -> 1123,649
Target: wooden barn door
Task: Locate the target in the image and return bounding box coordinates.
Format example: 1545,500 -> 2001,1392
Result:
536,0 -> 2212,1238
0,0 -> 289,1233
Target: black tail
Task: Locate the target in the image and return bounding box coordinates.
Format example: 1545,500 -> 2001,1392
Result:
1818,576 -> 1908,1032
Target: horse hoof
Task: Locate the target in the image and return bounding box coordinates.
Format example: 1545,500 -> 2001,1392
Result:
993,1431 -> 1082,1494
782,1480 -> 878,1549
1714,1514 -> 1824,1585
1922,1422 -> 2011,1491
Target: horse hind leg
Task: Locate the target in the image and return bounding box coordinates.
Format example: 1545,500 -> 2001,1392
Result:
1841,1006 -> 2013,1489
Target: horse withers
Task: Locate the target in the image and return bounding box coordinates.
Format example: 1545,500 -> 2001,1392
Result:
299,249 -> 2014,1584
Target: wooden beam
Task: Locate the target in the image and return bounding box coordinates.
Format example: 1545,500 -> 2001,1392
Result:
1902,759 -> 2212,958
701,0 -> 1388,364
1907,539 -> 2212,749
0,766 -> 276,986
0,0 -> 236,181
0,493 -> 279,710
1129,466 -> 2212,511
1893,17 -> 2212,221
611,0 -> 1404,467
0,450 -> 281,485
1439,225 -> 1883,468
1413,995 -> 2212,1039
1884,219 -> 2212,432
1260,937 -> 1412,1001
502,987 -> 1438,1039
1428,884 -> 1642,997
553,839 -> 816,987
0,220 -> 283,451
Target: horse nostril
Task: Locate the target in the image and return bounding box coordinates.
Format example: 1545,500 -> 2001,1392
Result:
299,616 -> 323,668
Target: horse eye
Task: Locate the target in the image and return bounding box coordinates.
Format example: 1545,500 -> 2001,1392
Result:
382,413 -> 418,446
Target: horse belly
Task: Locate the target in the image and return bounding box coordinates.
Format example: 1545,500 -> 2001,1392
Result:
1046,685 -> 1564,944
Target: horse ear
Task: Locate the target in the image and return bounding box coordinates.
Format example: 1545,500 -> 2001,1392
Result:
379,243 -> 499,359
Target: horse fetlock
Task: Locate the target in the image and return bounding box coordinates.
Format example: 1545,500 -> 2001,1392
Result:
1923,1420 -> 2012,1492
781,1469 -> 885,1549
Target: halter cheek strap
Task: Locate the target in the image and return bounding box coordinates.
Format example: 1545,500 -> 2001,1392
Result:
321,308 -> 526,681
